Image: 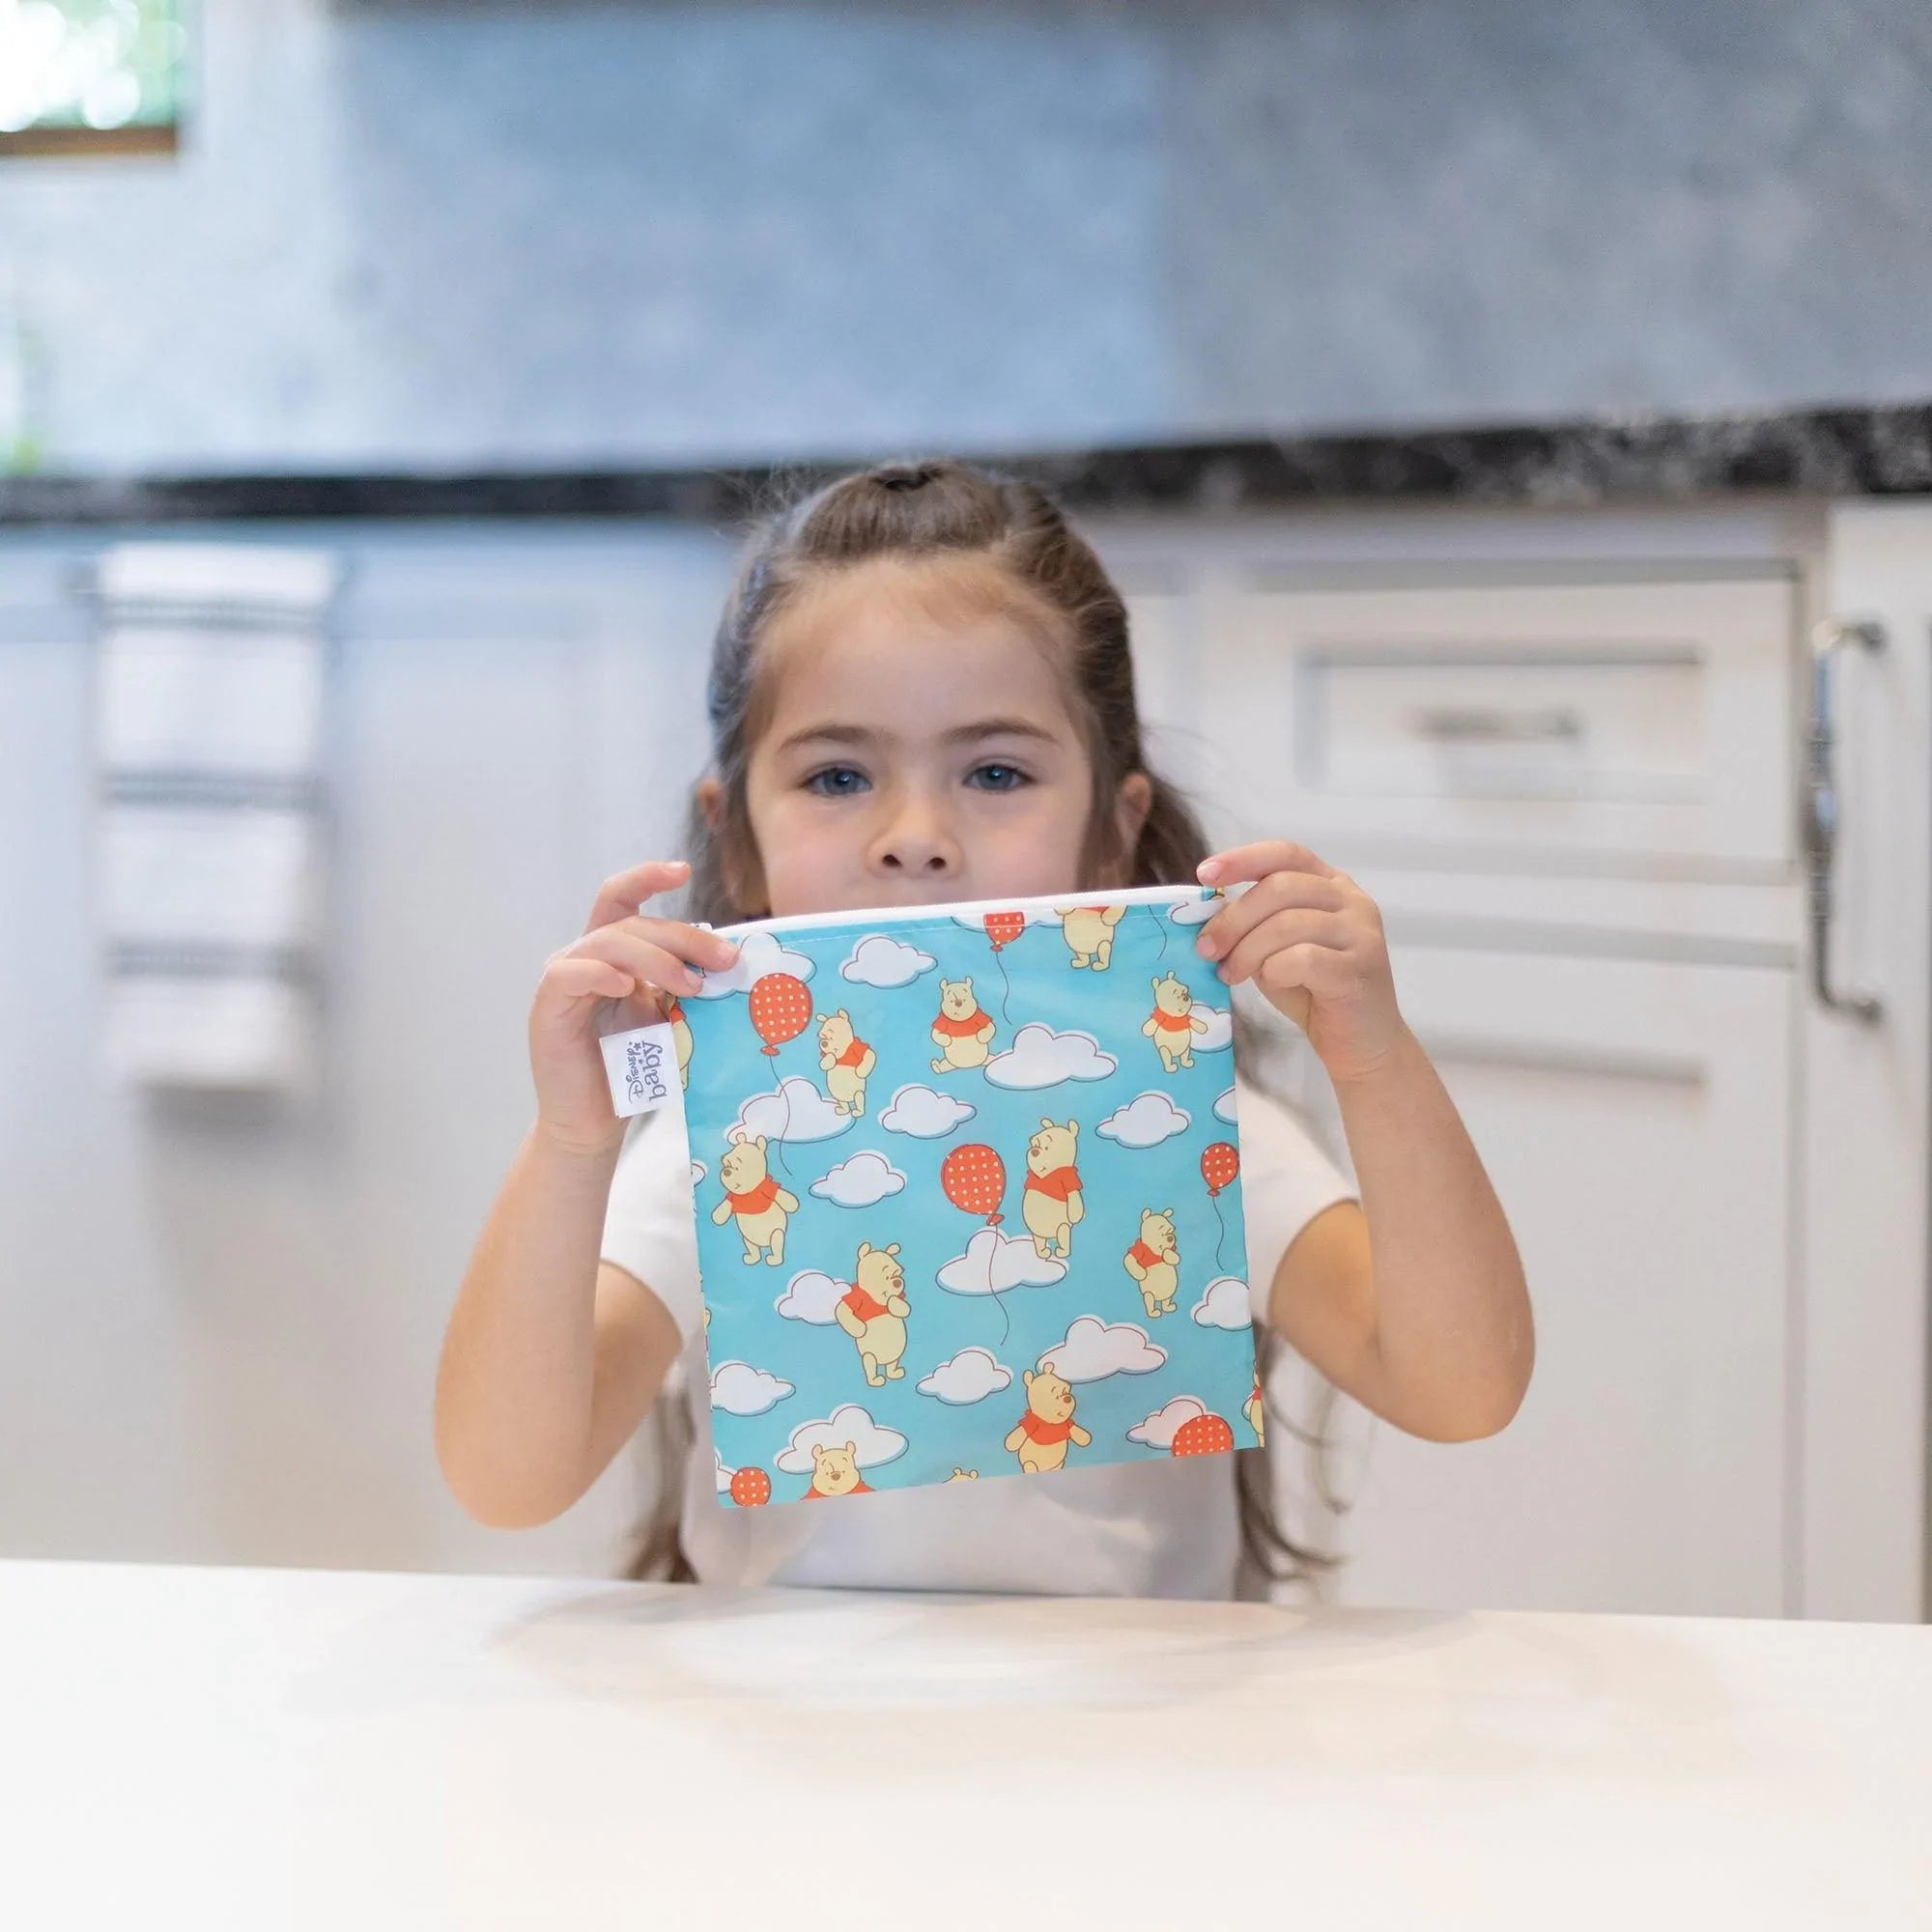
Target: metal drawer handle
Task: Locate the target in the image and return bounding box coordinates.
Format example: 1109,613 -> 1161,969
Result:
1804,619 -> 1885,1022
1413,706 -> 1583,745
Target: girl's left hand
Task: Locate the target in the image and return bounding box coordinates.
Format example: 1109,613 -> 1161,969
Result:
1193,840 -> 1407,1084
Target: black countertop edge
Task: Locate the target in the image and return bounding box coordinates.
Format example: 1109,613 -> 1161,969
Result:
5,401 -> 1932,527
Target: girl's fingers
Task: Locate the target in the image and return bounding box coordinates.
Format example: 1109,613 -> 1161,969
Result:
1195,869 -> 1347,959
543,955 -> 637,1003
1213,908 -> 1355,988
582,859 -> 691,937
567,929 -> 712,997
1256,942 -> 1352,1004
607,913 -> 739,975
1197,839 -> 1339,887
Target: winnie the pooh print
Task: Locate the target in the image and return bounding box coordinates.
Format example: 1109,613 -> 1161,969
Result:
929,975 -> 997,1072
817,1008 -> 877,1116
1005,1368 -> 1092,1474
1020,1117 -> 1084,1261
1143,969 -> 1212,1071
833,1239 -> 910,1387
804,1441 -> 872,1499
1056,902 -> 1124,970
710,1133 -> 799,1265
1123,1207 -> 1181,1318
658,994 -> 695,1090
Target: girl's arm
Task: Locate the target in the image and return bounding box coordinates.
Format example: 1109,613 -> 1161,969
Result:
434,858 -> 737,1527
1196,842 -> 1533,1442
435,1128 -> 683,1527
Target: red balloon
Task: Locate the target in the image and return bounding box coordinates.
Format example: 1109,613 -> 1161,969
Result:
748,972 -> 812,1056
1201,1141 -> 1239,1197
1171,1413 -> 1236,1459
983,910 -> 1026,952
941,1142 -> 1006,1228
728,1466 -> 772,1508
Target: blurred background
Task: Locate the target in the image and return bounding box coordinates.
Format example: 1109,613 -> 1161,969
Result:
2,1 -> 1928,1620
7,1 -> 1932,468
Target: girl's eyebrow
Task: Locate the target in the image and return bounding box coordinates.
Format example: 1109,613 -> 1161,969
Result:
942,717 -> 1063,747
774,717 -> 1063,754
771,722 -> 874,756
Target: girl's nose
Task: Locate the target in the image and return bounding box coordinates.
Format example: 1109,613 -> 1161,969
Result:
869,791 -> 959,879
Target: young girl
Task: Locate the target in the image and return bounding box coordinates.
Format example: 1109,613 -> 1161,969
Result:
436,460 -> 1531,1600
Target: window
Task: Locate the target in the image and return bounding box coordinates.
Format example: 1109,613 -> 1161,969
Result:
0,1 -> 188,157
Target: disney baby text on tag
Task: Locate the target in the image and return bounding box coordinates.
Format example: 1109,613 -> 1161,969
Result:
599,1021 -> 680,1120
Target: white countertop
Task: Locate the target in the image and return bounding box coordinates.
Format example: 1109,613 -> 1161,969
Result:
2,1560 -> 1927,1929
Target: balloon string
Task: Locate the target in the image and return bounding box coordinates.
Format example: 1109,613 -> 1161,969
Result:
996,947 -> 1015,1029
770,1032 -> 799,1190
1212,1191 -> 1230,1273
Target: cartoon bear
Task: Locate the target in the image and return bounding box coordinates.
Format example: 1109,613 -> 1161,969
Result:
947,1467 -> 980,1482
1244,1376 -> 1265,1447
1021,1117 -> 1084,1261
833,1239 -> 909,1387
1056,902 -> 1125,970
804,1440 -> 872,1500
817,1008 -> 878,1116
1005,1368 -> 1092,1474
661,993 -> 695,1090
1123,1207 -> 1181,1318
709,1133 -> 799,1265
1143,969 -> 1212,1071
929,975 -> 997,1072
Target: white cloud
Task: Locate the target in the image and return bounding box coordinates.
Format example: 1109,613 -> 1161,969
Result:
1191,1274 -> 1257,1331
838,932 -> 937,987
689,1158 -> 707,1186
983,1023 -> 1117,1090
1191,1003 -> 1233,1053
809,1150 -> 906,1208
879,1082 -> 977,1138
731,1076 -> 854,1145
709,1359 -> 795,1416
917,1348 -> 1013,1406
1127,1395 -> 1206,1449
1168,895 -> 1221,927
774,1269 -> 845,1325
1213,1086 -> 1238,1125
1096,1090 -> 1191,1149
774,1403 -> 908,1475
937,1226 -> 1067,1295
691,928 -> 815,999
714,1447 -> 733,1492
1040,1316 -> 1167,1383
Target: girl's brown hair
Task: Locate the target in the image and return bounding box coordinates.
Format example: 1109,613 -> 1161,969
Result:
632,458 -> 1348,1594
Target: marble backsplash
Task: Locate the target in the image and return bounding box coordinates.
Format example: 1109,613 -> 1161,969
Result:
1,0 -> 1929,473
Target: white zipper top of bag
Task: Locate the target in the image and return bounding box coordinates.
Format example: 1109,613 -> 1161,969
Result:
707,878 -> 1232,940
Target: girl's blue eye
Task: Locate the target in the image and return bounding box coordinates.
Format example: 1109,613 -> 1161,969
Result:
968,763 -> 1029,792
804,765 -> 868,797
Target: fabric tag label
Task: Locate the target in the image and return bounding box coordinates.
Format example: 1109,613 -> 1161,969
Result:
599,1021 -> 681,1120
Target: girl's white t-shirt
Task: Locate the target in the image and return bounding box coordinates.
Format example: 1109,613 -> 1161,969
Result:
600,1070 -> 1355,1600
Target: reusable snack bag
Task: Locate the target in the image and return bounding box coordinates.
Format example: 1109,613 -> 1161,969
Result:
645,883 -> 1260,1507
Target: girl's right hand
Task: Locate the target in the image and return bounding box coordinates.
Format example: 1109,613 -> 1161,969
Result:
527,859 -> 739,1154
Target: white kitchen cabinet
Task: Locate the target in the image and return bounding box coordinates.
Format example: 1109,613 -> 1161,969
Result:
1286,943 -> 1795,1617
0,523 -> 734,1578
1115,502 -> 1929,1623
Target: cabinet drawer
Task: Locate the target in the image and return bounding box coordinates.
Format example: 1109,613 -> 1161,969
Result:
1198,577 -> 1797,874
